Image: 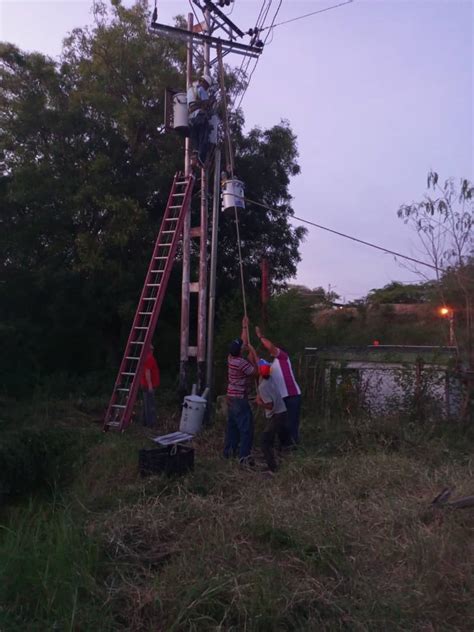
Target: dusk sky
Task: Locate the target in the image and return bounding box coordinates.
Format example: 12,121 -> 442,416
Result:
1,0 -> 472,300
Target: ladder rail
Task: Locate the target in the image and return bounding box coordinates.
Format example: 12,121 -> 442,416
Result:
104,173 -> 195,431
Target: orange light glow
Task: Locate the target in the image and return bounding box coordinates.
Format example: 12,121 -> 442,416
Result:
438,306 -> 451,317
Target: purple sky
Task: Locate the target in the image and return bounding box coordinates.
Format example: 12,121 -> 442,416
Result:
1,0 -> 472,300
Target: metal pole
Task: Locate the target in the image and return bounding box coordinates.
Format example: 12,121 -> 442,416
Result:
179,12 -> 194,394
197,7 -> 211,392
206,147 -> 221,394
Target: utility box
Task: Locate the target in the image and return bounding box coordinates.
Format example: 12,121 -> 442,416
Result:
222,178 -> 245,212
164,89 -> 189,135
179,394 -> 207,435
172,92 -> 189,134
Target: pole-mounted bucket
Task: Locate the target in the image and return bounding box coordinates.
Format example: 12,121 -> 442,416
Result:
222,179 -> 245,212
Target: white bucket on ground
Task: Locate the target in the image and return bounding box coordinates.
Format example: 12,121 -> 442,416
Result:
222,179 -> 245,211
179,395 -> 207,435
173,92 -> 188,133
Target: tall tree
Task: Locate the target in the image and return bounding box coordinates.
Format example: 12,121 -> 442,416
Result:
0,0 -> 305,391
398,171 -> 473,420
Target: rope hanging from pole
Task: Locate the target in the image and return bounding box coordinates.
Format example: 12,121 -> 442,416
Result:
216,43 -> 249,340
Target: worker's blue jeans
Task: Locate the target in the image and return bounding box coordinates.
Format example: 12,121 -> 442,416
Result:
283,394 -> 301,443
224,397 -> 254,460
189,113 -> 209,165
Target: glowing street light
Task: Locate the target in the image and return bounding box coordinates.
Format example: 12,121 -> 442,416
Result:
438,306 -> 455,346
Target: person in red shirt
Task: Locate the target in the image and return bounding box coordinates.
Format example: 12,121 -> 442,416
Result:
140,344 -> 160,427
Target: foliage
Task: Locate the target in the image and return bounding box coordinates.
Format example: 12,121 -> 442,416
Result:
0,1 -> 304,393
367,280 -> 436,304
398,171 -> 473,272
398,172 -> 473,358
2,396 -> 474,631
0,499 -> 112,631
0,426 -> 90,501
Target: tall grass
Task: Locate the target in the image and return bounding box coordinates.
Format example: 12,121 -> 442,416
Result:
0,497 -> 113,631
80,419 -> 474,631
2,396 -> 474,631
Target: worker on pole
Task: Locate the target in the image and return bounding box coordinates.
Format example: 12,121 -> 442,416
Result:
187,74 -> 213,168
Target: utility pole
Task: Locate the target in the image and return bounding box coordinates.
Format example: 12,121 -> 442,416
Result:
151,1 -> 263,396
206,147 -> 221,399
179,12 -> 194,394
196,6 -> 212,392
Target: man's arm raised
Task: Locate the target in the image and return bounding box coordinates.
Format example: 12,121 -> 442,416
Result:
255,326 -> 279,357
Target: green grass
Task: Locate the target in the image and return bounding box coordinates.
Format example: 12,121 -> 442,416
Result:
1,397 -> 474,630
0,497 -> 114,631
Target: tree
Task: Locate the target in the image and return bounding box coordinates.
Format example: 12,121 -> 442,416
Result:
0,0 -> 305,392
398,171 -> 474,420
367,281 -> 436,305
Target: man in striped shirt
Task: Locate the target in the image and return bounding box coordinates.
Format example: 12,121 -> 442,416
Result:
224,317 -> 258,464
255,326 -> 302,444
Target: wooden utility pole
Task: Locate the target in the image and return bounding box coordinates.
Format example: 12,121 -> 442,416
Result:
179,12 -> 194,394
151,2 -> 263,396
196,7 -> 211,392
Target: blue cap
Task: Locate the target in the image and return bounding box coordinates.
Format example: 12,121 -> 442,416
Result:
229,338 -> 243,356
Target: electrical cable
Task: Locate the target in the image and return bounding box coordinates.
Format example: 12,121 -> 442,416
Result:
240,195 -> 446,274
235,0 -> 270,85
260,0 -> 354,32
235,0 -> 282,110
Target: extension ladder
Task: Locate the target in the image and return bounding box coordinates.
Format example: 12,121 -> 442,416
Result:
104,172 -> 195,432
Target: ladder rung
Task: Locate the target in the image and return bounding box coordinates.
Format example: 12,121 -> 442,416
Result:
165,218 -> 178,221
107,421 -> 121,427
161,230 -> 175,234
134,326 -> 149,330
126,356 -> 140,360
176,181 -> 187,185
146,283 -> 161,287
150,269 -> 164,273
169,205 -> 182,209
121,372 -> 136,376
154,256 -> 168,260
130,340 -> 145,343
112,404 -> 126,408
117,388 -> 130,392
142,297 -> 156,301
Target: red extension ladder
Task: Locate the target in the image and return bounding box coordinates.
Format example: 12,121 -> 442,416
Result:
103,172 -> 195,432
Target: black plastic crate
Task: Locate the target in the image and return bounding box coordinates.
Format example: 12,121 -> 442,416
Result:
138,444 -> 194,477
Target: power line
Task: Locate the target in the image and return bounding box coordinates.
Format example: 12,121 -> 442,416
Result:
235,0 -> 271,95
260,0 -> 354,32
241,196 -> 443,274
236,0 -> 282,110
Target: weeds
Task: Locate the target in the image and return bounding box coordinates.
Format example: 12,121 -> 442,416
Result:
2,398 -> 474,630
0,497 -> 113,631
